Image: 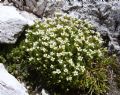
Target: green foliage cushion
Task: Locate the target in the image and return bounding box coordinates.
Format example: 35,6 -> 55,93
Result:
9,14 -> 112,95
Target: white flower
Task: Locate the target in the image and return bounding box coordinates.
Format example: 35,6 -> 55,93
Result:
39,31 -> 45,35
64,68 -> 68,73
27,30 -> 32,33
56,37 -> 62,42
29,48 -> 34,51
50,52 -> 54,56
73,71 -> 78,76
91,30 -> 95,34
94,36 -> 99,41
68,59 -> 74,67
61,32 -> 69,37
25,33 -> 29,36
33,42 -> 38,47
81,36 -> 85,41
57,53 -> 61,57
50,33 -> 56,38
78,56 -> 83,61
43,54 -> 48,58
46,55 -> 50,58
26,48 -> 30,51
35,24 -> 39,28
36,47 -> 40,49
96,32 -> 100,36
58,80 -> 61,83
66,76 -> 72,81
87,53 -> 93,58
51,57 -> 55,61
74,43 -> 79,47
53,47 -> 57,50
53,69 -> 61,74
56,69 -> 61,74
22,46 -> 25,48
36,54 -> 39,56
25,39 -> 28,43
43,64 -> 46,67
98,50 -> 102,57
50,45 -> 54,49
49,41 -> 56,46
57,24 -> 63,29
29,57 -> 33,61
68,52 -> 73,56
41,47 -> 47,52
63,64 -> 66,67
58,59 -> 63,64
77,47 -> 82,52
44,42 -> 49,46
83,49 -> 87,53
61,45 -> 65,49
68,59 -> 73,64
43,35 -> 50,40
50,65 -> 54,68
37,58 -> 40,61
81,66 -> 85,73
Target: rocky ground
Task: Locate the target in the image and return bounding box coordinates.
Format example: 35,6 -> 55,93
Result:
0,0 -> 120,95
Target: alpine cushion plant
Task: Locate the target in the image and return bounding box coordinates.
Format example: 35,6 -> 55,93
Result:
13,14 -> 112,95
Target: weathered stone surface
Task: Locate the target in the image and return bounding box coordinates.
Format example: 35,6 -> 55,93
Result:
62,0 -> 120,54
0,4 -> 37,44
0,63 -> 28,95
3,0 -> 64,18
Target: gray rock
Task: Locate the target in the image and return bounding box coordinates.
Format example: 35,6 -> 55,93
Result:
5,0 -> 64,18
0,63 -> 28,95
62,0 -> 120,54
0,4 -> 38,44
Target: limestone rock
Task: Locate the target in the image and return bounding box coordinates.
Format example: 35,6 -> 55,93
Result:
62,0 -> 120,54
0,4 -> 37,44
0,63 -> 28,95
5,0 -> 64,18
